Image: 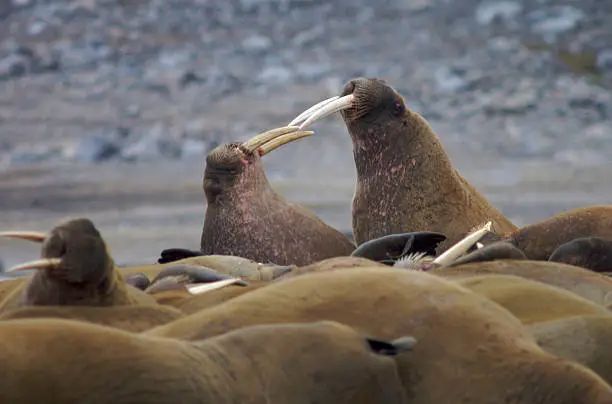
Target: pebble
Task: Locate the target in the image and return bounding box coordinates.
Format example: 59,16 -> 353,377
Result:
475,1 -> 522,26
72,129 -> 125,163
121,123 -> 182,161
529,6 -> 585,37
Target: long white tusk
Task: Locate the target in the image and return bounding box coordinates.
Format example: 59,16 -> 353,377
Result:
0,231 -> 47,243
298,94 -> 355,130
242,126 -> 300,152
8,258 -> 62,272
433,221 -> 493,267
288,96 -> 340,126
186,278 -> 243,295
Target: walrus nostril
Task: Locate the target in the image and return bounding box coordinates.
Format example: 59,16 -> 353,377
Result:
342,80 -> 357,96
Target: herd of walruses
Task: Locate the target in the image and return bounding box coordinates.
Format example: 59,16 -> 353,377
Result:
1,77 -> 612,403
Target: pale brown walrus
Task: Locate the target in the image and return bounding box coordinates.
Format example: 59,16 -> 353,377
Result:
431,259 -> 612,308
499,205 -> 612,260
0,218 -> 155,312
529,314 -> 612,386
147,268 -> 612,404
161,126 -> 356,266
0,318 -> 413,403
289,78 -> 517,252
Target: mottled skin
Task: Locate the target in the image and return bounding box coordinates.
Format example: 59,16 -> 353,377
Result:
147,268 -> 612,404
0,319 -> 411,404
339,78 -> 517,252
549,237 -> 612,272
0,304 -> 184,332
455,274 -> 611,324
449,241 -> 527,267
501,205 -> 612,260
200,142 -> 355,266
120,255 -> 295,282
0,219 -> 154,312
530,315 -> 612,386
432,260 -> 612,307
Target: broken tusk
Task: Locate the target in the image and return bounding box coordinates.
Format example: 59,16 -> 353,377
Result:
0,231 -> 47,243
433,221 -> 493,267
298,94 -> 355,130
288,96 -> 340,126
8,258 -> 62,272
186,278 -> 243,295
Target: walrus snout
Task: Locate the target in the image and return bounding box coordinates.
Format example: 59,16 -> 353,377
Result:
340,77 -> 399,122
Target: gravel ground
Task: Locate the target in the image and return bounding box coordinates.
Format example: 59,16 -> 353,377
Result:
0,0 -> 611,269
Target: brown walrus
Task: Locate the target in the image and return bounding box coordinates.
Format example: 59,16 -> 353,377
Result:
183,125 -> 355,266
529,314 -> 612,386
454,274 -> 611,324
548,236 -> 612,272
0,318 -> 413,403
499,205 -> 612,260
431,259 -> 612,308
0,304 -> 184,332
0,218 -> 155,312
147,267 -> 612,404
289,78 -> 517,252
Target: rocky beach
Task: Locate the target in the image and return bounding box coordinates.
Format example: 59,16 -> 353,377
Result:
0,0 -> 611,269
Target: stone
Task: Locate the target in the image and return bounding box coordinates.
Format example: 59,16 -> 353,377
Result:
529,6 -> 585,37
475,1 -> 522,25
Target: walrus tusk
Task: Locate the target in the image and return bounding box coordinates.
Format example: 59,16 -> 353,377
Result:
242,126 -> 301,153
257,130 -> 314,155
297,94 -> 355,130
0,231 -> 47,243
433,221 -> 493,267
288,96 -> 340,126
186,278 -> 244,295
7,258 -> 62,272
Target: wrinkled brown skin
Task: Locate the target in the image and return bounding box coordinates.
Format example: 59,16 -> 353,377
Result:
449,241 -> 527,267
501,205 -> 612,260
120,255 -> 296,282
199,142 -> 356,266
529,314 -> 612,386
549,237 -> 612,273
455,274 -> 611,325
0,219 -> 154,313
0,318 -> 410,404
147,268 -> 612,404
432,260 -> 612,307
0,304 -> 184,332
340,78 -> 517,252
276,256 -> 385,281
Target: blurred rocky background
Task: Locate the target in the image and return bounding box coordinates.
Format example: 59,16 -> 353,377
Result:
0,0 -> 611,268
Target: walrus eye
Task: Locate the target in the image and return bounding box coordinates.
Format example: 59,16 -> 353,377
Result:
393,101 -> 405,115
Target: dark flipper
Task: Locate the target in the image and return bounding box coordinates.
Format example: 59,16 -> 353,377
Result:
125,273 -> 151,290
152,264 -> 249,287
351,232 -> 447,265
549,237 -> 612,273
157,248 -> 204,264
450,241 -> 526,267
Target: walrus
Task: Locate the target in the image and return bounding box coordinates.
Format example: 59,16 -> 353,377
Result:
529,314 -> 612,386
498,205 -> 612,260
188,125 -> 356,266
431,260 -> 612,307
0,304 -> 185,332
0,318 -> 413,403
454,274 -> 611,324
0,218 -> 155,311
350,231 -> 446,265
449,241 -> 527,266
549,237 -> 612,272
289,78 -> 517,252
121,254 -> 296,282
160,283 -> 270,314
147,267 -> 612,403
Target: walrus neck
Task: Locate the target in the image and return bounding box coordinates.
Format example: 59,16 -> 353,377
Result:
349,112 -> 463,244
20,268 -> 120,307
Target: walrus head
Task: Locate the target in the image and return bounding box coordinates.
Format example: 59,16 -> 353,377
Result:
0,218 -> 114,285
203,126 -> 313,203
